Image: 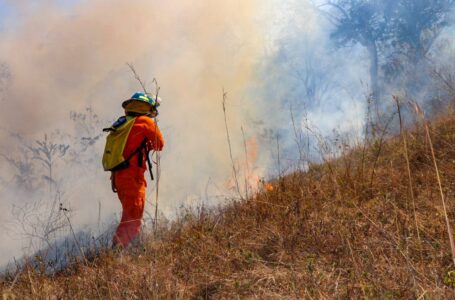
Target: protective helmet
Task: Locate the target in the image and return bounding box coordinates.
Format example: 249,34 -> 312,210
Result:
122,92 -> 161,109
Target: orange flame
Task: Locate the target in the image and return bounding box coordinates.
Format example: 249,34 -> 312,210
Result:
264,183 -> 274,192
224,137 -> 262,195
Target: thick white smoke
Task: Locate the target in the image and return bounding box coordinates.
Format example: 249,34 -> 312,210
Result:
3,0 -> 451,269
0,0 -> 273,267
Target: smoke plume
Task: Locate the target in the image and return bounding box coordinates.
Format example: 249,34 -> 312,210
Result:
0,0 -> 268,267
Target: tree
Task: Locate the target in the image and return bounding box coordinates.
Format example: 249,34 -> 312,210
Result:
321,0 -> 455,106
322,0 -> 393,110
392,0 -> 454,64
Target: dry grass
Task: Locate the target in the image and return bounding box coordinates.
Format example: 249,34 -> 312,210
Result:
2,113 -> 455,299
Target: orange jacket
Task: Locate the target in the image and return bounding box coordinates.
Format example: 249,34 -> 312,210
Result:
111,115 -> 163,247
119,115 -> 164,174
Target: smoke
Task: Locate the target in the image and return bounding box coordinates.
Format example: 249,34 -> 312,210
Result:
256,0 -> 455,168
0,0 -> 269,267
253,1 -> 369,168
1,0 -> 454,269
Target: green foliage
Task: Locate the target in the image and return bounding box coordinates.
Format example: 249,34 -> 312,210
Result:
443,269 -> 455,288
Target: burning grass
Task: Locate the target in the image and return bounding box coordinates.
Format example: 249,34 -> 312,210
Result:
2,113 -> 455,299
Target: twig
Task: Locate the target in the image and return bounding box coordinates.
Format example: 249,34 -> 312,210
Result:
126,63 -> 162,231
62,207 -> 103,298
393,96 -> 421,250
8,269 -> 21,293
127,63 -> 149,94
152,78 -> 161,232
411,101 -> 455,266
62,209 -> 88,265
369,111 -> 396,189
222,89 -> 242,200
27,268 -> 36,296
290,105 -> 305,169
303,123 -> 339,189
241,126 -> 250,200
276,134 -> 281,181
358,95 -> 373,187
154,148 -> 161,232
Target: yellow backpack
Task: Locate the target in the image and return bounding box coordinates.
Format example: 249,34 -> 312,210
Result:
102,116 -> 138,171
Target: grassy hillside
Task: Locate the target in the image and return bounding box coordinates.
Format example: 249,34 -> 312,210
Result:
2,112 -> 455,299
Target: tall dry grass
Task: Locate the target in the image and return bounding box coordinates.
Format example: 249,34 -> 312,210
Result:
2,110 -> 455,299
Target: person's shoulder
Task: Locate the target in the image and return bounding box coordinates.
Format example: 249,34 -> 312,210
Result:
135,115 -> 156,126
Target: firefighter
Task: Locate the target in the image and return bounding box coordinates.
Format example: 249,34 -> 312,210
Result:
103,92 -> 164,248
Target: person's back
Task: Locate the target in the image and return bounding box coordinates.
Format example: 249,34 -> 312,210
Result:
108,92 -> 164,248
118,115 -> 164,174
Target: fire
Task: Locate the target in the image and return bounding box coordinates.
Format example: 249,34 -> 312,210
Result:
224,137 -> 263,195
264,183 -> 274,192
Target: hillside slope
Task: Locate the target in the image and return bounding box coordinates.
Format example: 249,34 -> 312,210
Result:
2,114 -> 455,299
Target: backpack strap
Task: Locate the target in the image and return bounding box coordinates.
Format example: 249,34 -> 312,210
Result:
137,146 -> 144,167
145,148 -> 154,181
123,138 -> 147,163
110,172 -> 118,193
109,138 -> 145,171
102,116 -> 130,133
137,139 -> 154,181
109,137 -> 154,182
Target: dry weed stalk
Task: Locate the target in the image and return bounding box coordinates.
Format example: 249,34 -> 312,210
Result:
222,90 -> 242,200
26,269 -> 36,297
241,126 -> 250,200
359,95 -> 375,184
302,122 -> 340,196
63,207 -> 104,296
302,124 -> 333,174
411,101 -> 455,266
127,63 -> 162,230
60,205 -> 88,265
393,96 -> 421,247
127,63 -> 149,94
152,78 -> 161,231
153,148 -> 161,231
276,134 -> 281,181
289,105 -> 305,169
368,111 -> 396,190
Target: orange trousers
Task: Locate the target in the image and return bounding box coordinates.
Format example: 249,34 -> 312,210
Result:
112,171 -> 147,247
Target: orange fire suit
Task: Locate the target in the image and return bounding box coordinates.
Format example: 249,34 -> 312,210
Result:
112,116 -> 164,247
